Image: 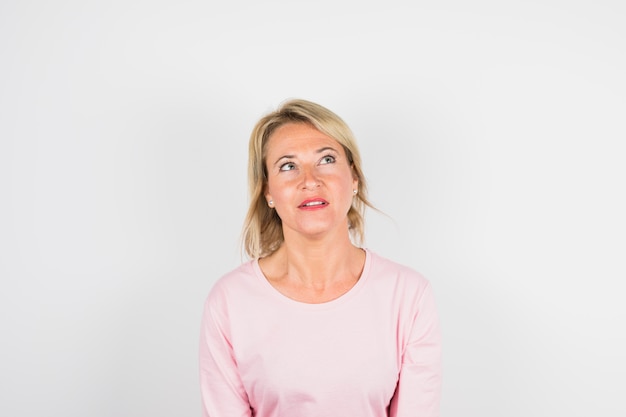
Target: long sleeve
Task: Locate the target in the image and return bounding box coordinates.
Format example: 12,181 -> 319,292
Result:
199,287 -> 252,417
389,283 -> 442,417
198,252 -> 441,417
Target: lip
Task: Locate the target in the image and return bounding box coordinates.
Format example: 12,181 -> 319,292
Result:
298,198 -> 329,210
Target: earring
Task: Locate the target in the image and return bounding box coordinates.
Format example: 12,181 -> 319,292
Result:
268,200 -> 274,207
353,189 -> 357,195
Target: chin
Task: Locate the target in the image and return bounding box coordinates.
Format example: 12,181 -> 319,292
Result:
291,221 -> 348,239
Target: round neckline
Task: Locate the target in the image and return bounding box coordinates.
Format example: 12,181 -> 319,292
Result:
251,248 -> 372,310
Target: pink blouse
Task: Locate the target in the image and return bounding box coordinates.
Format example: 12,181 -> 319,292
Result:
199,250 -> 442,416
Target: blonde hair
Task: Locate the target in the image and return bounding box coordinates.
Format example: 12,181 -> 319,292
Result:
242,99 -> 374,259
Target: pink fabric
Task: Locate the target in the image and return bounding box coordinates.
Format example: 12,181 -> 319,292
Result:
199,250 -> 442,417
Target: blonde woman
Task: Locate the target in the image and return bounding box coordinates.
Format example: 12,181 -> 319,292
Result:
199,99 -> 442,416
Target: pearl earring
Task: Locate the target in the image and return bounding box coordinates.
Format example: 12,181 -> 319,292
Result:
353,189 -> 357,195
268,200 -> 274,207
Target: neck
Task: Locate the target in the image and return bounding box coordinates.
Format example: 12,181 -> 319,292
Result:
266,229 -> 363,290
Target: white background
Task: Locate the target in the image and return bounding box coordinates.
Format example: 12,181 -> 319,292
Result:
1,1 -> 624,416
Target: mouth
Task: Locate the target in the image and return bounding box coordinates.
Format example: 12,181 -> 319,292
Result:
298,199 -> 329,209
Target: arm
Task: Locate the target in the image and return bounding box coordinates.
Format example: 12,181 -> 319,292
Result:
389,283 -> 443,417
199,291 -> 252,417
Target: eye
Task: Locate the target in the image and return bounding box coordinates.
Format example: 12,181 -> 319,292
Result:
279,162 -> 296,171
320,155 -> 336,165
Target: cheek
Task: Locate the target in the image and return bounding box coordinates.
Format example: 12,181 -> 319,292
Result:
342,170 -> 357,189
266,179 -> 291,202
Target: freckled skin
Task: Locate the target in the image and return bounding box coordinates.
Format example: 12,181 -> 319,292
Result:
264,123 -> 358,242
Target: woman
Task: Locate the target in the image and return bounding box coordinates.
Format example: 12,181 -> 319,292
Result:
199,99 -> 442,416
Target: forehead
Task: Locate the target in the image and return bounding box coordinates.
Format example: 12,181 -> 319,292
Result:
266,122 -> 343,155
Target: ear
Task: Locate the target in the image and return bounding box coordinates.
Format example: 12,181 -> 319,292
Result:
264,186 -> 274,207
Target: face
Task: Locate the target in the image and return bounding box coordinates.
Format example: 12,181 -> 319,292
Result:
264,123 -> 358,241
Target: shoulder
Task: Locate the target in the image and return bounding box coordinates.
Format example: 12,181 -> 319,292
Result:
367,250 -> 431,287
204,260 -> 259,309
365,250 -> 434,303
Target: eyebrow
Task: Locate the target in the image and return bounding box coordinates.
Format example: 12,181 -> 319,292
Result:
272,147 -> 339,166
316,146 -> 338,154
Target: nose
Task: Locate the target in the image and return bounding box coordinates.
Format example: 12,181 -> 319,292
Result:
301,166 -> 320,190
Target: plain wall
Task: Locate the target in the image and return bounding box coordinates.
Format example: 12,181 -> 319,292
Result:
1,1 -> 624,416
